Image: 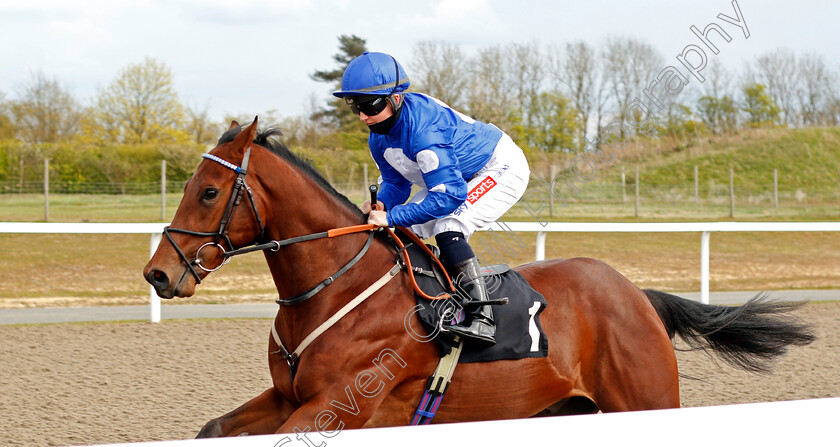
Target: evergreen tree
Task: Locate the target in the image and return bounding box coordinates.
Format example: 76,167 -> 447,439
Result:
310,35 -> 368,131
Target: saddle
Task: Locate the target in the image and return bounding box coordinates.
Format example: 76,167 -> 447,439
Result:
392,228 -> 549,363
387,228 -> 549,425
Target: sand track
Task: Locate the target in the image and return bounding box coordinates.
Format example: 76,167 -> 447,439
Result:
1,303 -> 837,446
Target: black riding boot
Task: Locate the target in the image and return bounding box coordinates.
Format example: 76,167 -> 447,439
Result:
442,257 -> 496,346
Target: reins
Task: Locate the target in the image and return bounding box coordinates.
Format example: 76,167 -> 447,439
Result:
163,142 -> 460,390
163,145 -> 454,304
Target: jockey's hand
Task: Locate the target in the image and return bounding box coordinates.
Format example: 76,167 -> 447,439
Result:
368,210 -> 389,227
361,200 -> 385,213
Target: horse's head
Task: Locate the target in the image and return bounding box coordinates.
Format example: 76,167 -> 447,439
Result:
144,118 -> 266,298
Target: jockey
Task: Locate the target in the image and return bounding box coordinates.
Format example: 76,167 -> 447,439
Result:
333,52 -> 530,346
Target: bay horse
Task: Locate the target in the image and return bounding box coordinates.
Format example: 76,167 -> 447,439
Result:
143,118 -> 814,438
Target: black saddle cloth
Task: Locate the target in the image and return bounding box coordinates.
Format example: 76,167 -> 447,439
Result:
402,242 -> 549,363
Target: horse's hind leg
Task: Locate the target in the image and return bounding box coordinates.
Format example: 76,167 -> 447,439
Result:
196,387 -> 295,438
593,337 -> 681,412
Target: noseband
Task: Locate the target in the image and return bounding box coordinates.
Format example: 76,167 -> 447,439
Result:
163,146 -> 266,285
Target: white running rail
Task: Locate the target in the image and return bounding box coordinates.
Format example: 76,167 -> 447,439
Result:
2,221 -> 839,321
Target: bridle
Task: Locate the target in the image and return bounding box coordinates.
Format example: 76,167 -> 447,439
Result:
161,143 -> 378,306
159,140 -> 463,385
163,145 -> 265,285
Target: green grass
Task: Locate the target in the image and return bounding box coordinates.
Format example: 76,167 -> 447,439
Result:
639,128 -> 840,192
2,127 -> 840,306
0,193 -> 183,222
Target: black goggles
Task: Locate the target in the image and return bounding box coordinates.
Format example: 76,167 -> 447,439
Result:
345,95 -> 389,116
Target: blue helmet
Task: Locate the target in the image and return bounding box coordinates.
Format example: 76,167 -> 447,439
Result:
333,52 -> 410,98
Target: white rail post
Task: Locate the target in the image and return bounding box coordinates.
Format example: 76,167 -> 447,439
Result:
536,231 -> 547,261
701,231 -> 710,304
149,233 -> 162,323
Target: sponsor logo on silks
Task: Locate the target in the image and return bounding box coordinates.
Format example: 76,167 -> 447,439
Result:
452,202 -> 467,216
467,176 -> 497,204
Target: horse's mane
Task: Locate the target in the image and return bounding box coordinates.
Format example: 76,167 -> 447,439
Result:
217,124 -> 364,219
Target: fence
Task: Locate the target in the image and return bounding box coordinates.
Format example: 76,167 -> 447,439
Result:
4,161 -> 840,221
77,397 -> 839,446
526,165 -> 840,218
3,221 -> 840,322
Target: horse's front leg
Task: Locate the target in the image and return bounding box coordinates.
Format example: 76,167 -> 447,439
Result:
272,383 -> 401,442
197,387 -> 296,438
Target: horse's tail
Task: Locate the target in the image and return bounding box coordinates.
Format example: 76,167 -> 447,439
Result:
643,290 -> 815,373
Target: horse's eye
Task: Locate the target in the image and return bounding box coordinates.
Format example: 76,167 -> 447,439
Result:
202,188 -> 218,200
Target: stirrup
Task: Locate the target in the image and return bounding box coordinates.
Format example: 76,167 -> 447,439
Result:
442,318 -> 496,346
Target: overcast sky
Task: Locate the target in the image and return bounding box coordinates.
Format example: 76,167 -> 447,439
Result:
1,0 -> 837,124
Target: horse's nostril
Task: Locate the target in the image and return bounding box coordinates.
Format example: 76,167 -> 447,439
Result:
149,270 -> 170,289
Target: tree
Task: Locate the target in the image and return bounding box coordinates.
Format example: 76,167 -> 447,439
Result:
10,70 -> 80,143
660,102 -> 704,142
310,34 -> 368,131
0,91 -> 15,141
85,57 -> 189,145
466,45 -> 518,131
825,97 -> 840,126
797,52 -> 836,126
409,40 -> 469,109
552,41 -> 599,149
741,83 -> 780,126
697,94 -> 737,134
602,37 -> 663,127
185,100 -> 218,146
695,61 -> 738,134
525,91 -> 577,152
510,42 -> 545,132
753,49 -> 799,126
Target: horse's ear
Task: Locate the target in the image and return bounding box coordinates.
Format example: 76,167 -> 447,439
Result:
228,120 -> 240,130
231,117 -> 258,157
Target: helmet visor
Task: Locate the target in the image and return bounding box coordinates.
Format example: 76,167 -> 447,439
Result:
345,95 -> 389,116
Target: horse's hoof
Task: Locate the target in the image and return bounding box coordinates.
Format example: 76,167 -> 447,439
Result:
196,418 -> 223,438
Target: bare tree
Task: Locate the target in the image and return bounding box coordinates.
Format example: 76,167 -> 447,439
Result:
602,37 -> 663,126
753,49 -> 799,126
11,70 -> 80,143
551,41 -> 598,148
185,100 -> 217,146
695,61 -> 738,133
797,52 -> 836,126
409,41 -> 469,109
701,60 -> 735,100
0,90 -> 15,140
466,45 -> 517,130
510,42 -> 545,131
592,53 -> 612,145
825,97 -> 840,126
